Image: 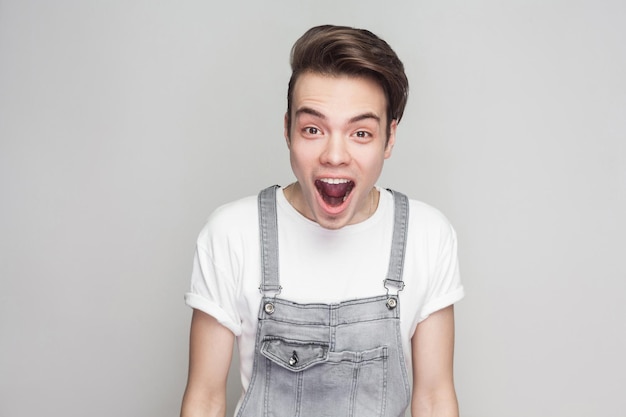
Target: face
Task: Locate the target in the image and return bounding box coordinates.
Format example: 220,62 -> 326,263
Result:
284,72 -> 397,230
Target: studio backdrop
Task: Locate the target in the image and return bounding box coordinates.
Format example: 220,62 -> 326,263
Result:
1,1 -> 624,416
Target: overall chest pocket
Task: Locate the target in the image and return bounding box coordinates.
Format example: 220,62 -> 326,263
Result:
259,337 -> 389,417
261,337 -> 329,371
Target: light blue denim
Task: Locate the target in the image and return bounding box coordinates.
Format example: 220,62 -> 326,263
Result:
236,186 -> 411,417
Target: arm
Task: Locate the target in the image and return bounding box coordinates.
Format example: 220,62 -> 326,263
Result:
181,309 -> 236,417
411,305 -> 459,417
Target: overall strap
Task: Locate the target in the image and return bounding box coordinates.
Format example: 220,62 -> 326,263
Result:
258,185 -> 282,295
258,186 -> 410,296
384,190 -> 410,295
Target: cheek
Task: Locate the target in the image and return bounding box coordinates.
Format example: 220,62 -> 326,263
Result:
290,139 -> 318,161
288,142 -> 311,176
358,153 -> 386,183
353,147 -> 386,169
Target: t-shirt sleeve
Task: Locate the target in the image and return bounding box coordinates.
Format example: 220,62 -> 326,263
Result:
418,214 -> 465,322
184,224 -> 243,336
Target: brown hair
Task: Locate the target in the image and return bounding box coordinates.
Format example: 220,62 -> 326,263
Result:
286,25 -> 409,137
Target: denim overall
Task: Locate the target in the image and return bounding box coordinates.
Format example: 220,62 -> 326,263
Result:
236,185 -> 411,417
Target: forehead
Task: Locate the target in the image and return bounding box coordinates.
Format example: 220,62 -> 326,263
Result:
292,72 -> 387,122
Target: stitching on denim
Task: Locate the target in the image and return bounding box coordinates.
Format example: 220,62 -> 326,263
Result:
349,362 -> 359,417
381,347 -> 389,417
294,371 -> 303,417
264,357 -> 272,417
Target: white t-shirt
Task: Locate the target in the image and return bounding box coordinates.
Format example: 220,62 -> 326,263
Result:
185,187 -> 464,391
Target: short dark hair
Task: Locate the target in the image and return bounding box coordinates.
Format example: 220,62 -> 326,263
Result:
286,25 -> 409,137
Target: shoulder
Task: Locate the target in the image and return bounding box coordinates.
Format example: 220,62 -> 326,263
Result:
196,194 -> 259,249
208,195 -> 258,225
408,199 -> 454,231
400,195 -> 458,248
383,188 -> 454,231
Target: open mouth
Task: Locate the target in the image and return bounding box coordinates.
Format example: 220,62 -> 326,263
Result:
315,178 -> 355,207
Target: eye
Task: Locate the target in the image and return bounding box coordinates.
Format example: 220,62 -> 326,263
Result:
354,130 -> 371,139
303,126 -> 320,135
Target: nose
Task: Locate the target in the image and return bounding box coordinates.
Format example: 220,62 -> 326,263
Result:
320,134 -> 351,166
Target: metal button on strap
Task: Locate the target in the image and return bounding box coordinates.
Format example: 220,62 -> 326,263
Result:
288,351 -> 298,366
386,298 -> 397,310
264,302 -> 275,314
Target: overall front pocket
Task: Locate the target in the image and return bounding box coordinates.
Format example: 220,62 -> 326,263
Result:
261,337 -> 329,372
260,337 -> 388,417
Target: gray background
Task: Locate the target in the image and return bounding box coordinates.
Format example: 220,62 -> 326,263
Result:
1,1 -> 624,416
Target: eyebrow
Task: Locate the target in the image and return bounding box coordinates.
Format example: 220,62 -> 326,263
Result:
348,112 -> 380,124
295,107 -> 381,124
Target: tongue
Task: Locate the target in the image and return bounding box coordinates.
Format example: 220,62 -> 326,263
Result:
315,180 -> 354,207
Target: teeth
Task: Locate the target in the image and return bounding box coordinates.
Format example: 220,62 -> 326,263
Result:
319,178 -> 350,184
315,178 -> 354,206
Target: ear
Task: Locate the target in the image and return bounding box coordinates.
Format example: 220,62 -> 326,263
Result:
284,112 -> 291,148
384,119 -> 398,159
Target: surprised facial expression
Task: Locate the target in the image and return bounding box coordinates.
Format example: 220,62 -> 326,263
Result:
285,72 -> 397,230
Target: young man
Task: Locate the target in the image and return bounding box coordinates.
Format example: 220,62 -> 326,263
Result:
181,25 -> 464,417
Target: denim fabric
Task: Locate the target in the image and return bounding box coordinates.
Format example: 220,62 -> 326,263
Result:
236,186 -> 411,417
